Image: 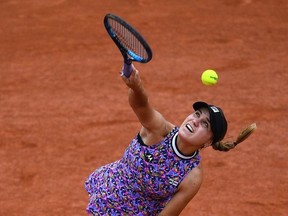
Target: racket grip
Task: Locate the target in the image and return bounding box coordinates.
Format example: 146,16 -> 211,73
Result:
122,62 -> 133,78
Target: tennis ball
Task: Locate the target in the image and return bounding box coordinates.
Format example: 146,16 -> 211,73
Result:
201,69 -> 218,85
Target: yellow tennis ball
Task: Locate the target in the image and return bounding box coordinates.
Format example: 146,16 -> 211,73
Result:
201,69 -> 218,85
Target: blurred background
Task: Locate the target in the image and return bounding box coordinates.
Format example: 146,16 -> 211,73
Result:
0,0 -> 287,215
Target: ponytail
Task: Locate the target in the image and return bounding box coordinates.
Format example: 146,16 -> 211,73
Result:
212,141 -> 236,152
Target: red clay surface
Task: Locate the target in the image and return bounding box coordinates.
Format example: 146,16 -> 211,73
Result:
0,0 -> 287,215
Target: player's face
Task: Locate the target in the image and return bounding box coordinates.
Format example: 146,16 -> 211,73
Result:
178,108 -> 213,147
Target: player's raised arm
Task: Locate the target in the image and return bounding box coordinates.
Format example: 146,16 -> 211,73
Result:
121,65 -> 172,137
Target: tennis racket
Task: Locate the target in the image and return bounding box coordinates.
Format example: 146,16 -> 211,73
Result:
104,13 -> 153,78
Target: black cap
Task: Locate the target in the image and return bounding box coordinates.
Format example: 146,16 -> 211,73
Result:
193,101 -> 227,144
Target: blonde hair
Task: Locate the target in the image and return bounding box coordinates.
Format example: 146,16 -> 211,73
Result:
212,141 -> 236,152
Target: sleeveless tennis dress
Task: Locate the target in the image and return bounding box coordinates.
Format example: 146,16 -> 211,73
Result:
85,127 -> 201,215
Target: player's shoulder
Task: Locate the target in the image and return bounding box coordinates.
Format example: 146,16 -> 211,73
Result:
179,162 -> 203,191
165,121 -> 176,134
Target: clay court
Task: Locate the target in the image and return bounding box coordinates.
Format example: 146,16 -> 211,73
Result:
0,0 -> 287,215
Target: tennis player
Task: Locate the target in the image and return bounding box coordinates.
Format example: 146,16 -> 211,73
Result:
85,65 -> 234,215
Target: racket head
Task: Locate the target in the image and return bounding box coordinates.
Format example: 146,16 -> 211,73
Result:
104,13 -> 152,64
235,123 -> 257,145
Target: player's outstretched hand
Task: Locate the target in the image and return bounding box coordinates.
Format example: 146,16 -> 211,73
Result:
120,64 -> 142,91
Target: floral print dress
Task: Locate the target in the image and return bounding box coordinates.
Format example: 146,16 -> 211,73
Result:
85,127 -> 201,215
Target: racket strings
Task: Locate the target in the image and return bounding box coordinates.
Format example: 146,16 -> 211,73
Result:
109,19 -> 149,59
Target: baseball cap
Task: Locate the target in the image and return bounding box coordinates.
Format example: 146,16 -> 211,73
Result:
193,101 -> 227,144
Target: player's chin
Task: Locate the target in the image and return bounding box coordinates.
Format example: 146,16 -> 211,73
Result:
178,129 -> 194,142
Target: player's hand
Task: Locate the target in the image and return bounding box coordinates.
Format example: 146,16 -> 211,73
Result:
120,65 -> 142,90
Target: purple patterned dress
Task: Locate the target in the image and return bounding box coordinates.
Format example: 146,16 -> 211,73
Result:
85,127 -> 201,215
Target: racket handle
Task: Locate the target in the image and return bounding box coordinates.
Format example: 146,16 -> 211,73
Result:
122,61 -> 133,78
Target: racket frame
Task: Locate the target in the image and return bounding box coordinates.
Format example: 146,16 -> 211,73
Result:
104,13 -> 152,77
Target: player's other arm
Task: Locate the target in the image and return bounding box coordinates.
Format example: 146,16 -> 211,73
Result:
159,164 -> 203,216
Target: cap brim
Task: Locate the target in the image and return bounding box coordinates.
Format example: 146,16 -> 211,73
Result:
193,101 -> 210,111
